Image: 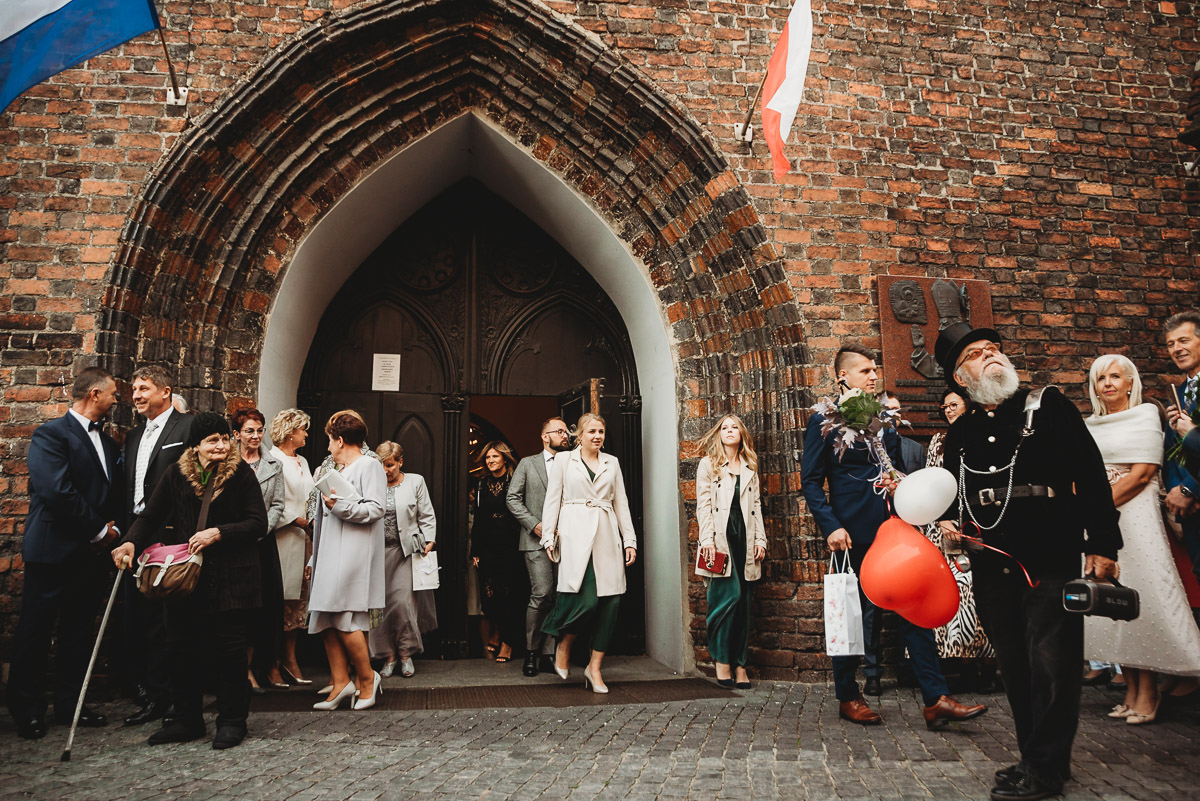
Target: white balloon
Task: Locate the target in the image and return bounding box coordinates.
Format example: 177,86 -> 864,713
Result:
893,467 -> 958,526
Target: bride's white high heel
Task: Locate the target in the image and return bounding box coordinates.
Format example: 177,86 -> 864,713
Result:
312,682 -> 356,711
353,671 -> 383,710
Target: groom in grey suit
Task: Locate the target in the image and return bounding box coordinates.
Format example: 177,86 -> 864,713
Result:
507,417 -> 572,676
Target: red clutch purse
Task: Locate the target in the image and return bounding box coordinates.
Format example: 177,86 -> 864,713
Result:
696,549 -> 729,574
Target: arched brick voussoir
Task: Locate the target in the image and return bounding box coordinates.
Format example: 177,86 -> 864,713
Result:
100,0 -> 807,418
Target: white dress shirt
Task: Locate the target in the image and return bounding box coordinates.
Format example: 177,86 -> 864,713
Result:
133,406 -> 174,513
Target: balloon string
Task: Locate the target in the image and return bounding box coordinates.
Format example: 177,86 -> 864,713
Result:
959,524 -> 1039,588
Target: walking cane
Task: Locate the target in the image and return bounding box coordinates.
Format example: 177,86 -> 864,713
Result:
62,561 -> 128,762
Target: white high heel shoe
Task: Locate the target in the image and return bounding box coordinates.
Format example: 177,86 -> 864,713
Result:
312,681 -> 357,710
583,668 -> 608,694
353,671 -> 383,710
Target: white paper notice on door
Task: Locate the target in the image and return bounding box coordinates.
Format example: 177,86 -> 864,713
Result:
372,353 -> 401,391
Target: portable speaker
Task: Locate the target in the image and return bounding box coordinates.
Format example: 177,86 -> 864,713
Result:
1062,578 -> 1139,621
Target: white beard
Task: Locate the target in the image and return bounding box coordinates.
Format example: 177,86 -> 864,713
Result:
960,355 -> 1020,406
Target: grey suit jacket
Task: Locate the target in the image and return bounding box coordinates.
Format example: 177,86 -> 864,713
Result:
507,452 -> 551,551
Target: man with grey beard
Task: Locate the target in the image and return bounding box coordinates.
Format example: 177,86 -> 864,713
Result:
934,323 -> 1121,801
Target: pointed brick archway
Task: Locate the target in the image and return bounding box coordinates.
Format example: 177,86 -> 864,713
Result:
101,0 -> 809,673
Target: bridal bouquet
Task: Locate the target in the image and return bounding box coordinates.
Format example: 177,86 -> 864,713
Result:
811,389 -> 906,479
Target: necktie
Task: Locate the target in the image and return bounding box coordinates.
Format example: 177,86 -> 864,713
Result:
134,420 -> 158,508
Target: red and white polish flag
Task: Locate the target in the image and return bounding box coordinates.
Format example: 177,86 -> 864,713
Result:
761,1 -> 814,181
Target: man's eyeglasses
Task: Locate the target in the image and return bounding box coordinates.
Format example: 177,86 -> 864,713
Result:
957,342 -> 1001,367
546,429 -> 569,437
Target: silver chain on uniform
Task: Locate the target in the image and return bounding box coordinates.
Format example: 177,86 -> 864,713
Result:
957,433 -> 1029,533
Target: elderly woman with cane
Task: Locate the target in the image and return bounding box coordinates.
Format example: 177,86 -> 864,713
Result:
112,412 -> 268,750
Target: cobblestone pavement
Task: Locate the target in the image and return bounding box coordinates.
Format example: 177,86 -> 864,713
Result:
1,683 -> 1196,800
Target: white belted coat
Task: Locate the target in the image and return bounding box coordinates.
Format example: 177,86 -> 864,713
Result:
540,448 -> 637,596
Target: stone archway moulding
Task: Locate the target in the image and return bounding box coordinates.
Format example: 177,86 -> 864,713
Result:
101,0 -> 808,674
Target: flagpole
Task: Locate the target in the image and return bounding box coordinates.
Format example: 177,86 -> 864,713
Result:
741,73 -> 768,135
149,0 -> 185,104
735,72 -> 769,142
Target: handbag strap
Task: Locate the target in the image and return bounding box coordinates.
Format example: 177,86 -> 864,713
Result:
195,476 -> 217,533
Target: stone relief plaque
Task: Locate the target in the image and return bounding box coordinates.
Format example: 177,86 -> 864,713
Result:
877,276 -> 993,434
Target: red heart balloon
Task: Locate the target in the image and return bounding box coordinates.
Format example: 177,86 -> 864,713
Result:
860,516 -> 960,627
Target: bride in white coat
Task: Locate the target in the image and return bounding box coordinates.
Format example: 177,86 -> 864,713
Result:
539,413 -> 637,693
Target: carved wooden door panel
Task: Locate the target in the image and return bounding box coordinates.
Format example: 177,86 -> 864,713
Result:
299,179 -> 642,657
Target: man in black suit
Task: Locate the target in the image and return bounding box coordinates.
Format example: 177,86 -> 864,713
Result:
7,366 -> 124,740
121,365 -> 192,726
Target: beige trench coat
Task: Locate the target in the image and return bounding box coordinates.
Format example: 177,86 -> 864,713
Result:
695,457 -> 766,581
540,448 -> 637,596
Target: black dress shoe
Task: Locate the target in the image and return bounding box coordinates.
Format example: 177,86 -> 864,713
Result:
162,704 -> 178,728
523,654 -> 539,677
212,726 -> 246,750
538,656 -> 557,674
16,715 -> 47,740
994,765 -> 1022,784
863,677 -> 882,696
56,705 -> 107,727
132,684 -> 151,707
124,700 -> 166,727
989,774 -> 1061,801
148,721 -> 206,745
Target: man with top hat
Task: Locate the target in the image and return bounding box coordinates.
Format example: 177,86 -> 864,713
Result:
935,323 -> 1121,801
802,344 -> 987,729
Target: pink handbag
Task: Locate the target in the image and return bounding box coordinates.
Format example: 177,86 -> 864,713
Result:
135,543 -> 203,600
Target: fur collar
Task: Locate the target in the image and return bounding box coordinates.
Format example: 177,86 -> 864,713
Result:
178,445 -> 242,499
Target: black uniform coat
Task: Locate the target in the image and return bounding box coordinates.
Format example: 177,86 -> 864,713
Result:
122,447 -> 267,611
941,387 -> 1122,579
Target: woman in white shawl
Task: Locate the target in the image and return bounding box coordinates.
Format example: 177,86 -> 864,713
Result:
539,413 -> 637,693
1084,354 -> 1200,725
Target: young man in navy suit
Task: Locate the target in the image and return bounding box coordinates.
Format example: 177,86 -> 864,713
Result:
6,366 -> 125,740
121,365 -> 193,726
801,345 -> 985,728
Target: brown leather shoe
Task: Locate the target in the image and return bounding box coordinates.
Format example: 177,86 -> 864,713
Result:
923,695 -> 987,729
839,698 -> 883,725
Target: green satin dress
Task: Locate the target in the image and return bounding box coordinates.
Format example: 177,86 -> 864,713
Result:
706,474 -> 752,667
540,461 -> 621,652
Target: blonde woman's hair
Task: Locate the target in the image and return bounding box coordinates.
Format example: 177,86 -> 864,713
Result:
478,440 -> 517,476
698,414 -> 758,473
1087,354 -> 1143,416
376,441 -> 404,462
574,412 -> 605,437
269,408 -> 311,446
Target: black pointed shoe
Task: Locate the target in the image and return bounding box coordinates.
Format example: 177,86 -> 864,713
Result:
124,700 -> 166,727
16,715 -> 47,740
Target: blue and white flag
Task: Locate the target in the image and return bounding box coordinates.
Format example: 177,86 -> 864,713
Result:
1,0 -> 159,113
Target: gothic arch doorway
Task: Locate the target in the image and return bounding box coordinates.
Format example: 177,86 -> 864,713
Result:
298,180 -> 645,657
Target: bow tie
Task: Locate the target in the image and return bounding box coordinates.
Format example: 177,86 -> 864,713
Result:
88,420 -> 103,432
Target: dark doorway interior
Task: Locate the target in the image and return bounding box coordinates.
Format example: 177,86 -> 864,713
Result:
297,180 -> 644,659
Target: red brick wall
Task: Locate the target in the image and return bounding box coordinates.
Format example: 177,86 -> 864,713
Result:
2,0 -> 1198,678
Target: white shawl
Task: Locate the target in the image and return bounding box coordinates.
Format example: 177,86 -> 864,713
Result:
1085,403 -> 1163,466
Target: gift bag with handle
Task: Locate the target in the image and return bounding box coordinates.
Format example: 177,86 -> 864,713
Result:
824,551 -> 865,656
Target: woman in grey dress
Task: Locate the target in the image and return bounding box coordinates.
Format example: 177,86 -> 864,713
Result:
309,411 -> 387,711
370,441 -> 437,678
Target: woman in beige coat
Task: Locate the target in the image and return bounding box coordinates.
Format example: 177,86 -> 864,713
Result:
696,415 -> 766,689
540,413 -> 637,693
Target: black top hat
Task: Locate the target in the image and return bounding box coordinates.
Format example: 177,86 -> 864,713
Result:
935,322 -> 1002,391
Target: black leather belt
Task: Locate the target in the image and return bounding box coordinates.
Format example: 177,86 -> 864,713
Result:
976,484 -> 1056,507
